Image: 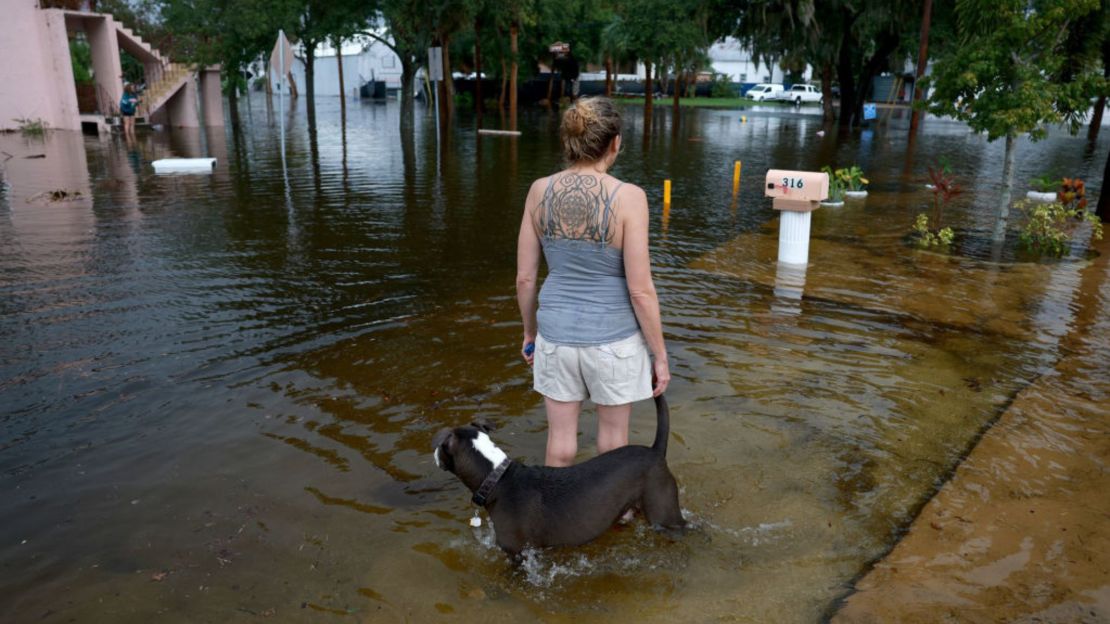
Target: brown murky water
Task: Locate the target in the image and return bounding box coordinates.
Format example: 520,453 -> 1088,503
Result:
1,99 -> 1107,622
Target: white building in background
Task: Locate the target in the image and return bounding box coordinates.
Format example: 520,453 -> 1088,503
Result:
264,34 -> 403,97
628,37 -> 809,86
707,37 -> 805,84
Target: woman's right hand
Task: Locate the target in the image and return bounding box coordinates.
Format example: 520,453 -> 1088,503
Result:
652,357 -> 670,397
521,334 -> 536,367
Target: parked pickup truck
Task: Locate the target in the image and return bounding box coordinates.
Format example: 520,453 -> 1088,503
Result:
776,84 -> 823,104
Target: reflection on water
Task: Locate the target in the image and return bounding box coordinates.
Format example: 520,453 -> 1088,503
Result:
0,98 -> 1107,622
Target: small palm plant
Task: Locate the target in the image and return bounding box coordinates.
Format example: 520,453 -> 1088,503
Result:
913,163 -> 962,249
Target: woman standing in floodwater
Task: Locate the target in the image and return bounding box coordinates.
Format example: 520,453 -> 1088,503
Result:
516,96 -> 670,467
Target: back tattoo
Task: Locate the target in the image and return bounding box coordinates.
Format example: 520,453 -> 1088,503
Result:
535,173 -> 615,244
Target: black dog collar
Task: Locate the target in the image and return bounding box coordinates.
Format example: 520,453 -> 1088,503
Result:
472,458 -> 511,507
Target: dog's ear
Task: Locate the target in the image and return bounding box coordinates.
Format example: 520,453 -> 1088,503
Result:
470,419 -> 494,433
432,428 -> 453,450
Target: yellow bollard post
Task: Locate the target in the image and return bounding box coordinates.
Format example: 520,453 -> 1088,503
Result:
663,179 -> 672,205
732,161 -> 742,194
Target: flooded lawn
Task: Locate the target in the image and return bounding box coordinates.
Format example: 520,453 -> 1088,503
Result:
1,99 -> 1107,622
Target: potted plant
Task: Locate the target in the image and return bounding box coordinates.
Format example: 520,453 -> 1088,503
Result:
820,165 -> 845,206
1027,174 -> 1059,202
840,165 -> 869,198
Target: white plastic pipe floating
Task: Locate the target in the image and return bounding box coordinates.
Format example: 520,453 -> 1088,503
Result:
152,158 -> 216,174
477,129 -> 522,136
763,169 -> 830,266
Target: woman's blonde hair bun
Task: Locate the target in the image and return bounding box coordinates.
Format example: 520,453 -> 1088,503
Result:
560,97 -> 622,163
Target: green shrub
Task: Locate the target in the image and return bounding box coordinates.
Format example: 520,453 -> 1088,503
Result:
913,213 -> 955,249
709,74 -> 736,98
70,38 -> 94,85
454,91 -> 474,108
1017,200 -> 1103,257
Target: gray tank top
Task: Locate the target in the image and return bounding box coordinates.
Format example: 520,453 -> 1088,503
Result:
536,174 -> 640,346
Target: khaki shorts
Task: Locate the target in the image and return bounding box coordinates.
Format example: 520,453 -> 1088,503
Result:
533,332 -> 653,405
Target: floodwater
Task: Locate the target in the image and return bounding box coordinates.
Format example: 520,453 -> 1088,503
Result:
1,98 -> 1107,623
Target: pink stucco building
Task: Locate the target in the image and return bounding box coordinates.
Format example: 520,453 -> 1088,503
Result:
0,0 -> 223,132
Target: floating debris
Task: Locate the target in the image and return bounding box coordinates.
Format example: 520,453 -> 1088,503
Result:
28,189 -> 83,202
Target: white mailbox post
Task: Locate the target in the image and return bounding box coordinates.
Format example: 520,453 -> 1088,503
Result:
764,169 -> 829,266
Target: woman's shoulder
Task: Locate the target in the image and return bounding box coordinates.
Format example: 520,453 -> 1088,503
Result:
609,178 -> 646,203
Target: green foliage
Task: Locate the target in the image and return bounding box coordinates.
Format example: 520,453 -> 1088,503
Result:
836,165 -> 868,192
821,166 -> 845,202
913,213 -> 956,249
70,37 -> 94,85
926,0 -> 1104,142
1017,200 -> 1103,256
454,91 -> 474,108
120,50 -> 145,85
1029,174 -> 1060,193
709,74 -> 736,98
162,0 -> 302,83
13,118 -> 49,136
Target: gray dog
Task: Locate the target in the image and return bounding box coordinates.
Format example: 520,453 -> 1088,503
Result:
433,394 -> 685,558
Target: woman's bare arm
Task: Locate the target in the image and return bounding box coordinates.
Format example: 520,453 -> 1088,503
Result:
620,186 -> 670,395
516,178 -> 545,364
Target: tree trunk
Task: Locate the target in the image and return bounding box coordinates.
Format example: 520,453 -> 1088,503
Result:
474,18 -> 483,122
820,63 -> 834,122
855,31 -> 900,124
499,58 -> 507,111
546,73 -> 554,107
437,42 -> 449,129
1097,143 -> 1110,223
644,60 -> 653,124
442,33 -> 455,119
836,33 -> 857,127
1089,96 -> 1106,142
335,37 -> 346,120
995,133 -> 1017,242
605,56 -> 612,96
672,71 -> 680,122
227,81 -> 240,127
910,0 -> 933,134
305,40 -> 316,120
399,55 -> 415,122
510,22 -> 519,131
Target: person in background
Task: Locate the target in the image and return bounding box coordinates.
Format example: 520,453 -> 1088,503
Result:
516,96 -> 670,467
119,83 -> 140,141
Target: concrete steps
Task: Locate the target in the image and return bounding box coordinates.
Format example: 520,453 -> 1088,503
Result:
139,62 -> 190,118
112,21 -> 190,119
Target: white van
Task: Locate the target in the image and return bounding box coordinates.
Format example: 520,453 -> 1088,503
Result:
746,83 -> 784,102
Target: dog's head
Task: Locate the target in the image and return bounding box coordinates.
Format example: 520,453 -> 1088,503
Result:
432,421 -> 507,490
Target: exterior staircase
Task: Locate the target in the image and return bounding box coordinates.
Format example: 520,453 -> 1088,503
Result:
138,62 -> 190,118
112,22 -> 191,119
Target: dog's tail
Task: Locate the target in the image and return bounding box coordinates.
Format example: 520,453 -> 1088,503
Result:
651,394 -> 670,455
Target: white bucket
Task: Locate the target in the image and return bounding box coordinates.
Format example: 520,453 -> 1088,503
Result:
1026,191 -> 1057,202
